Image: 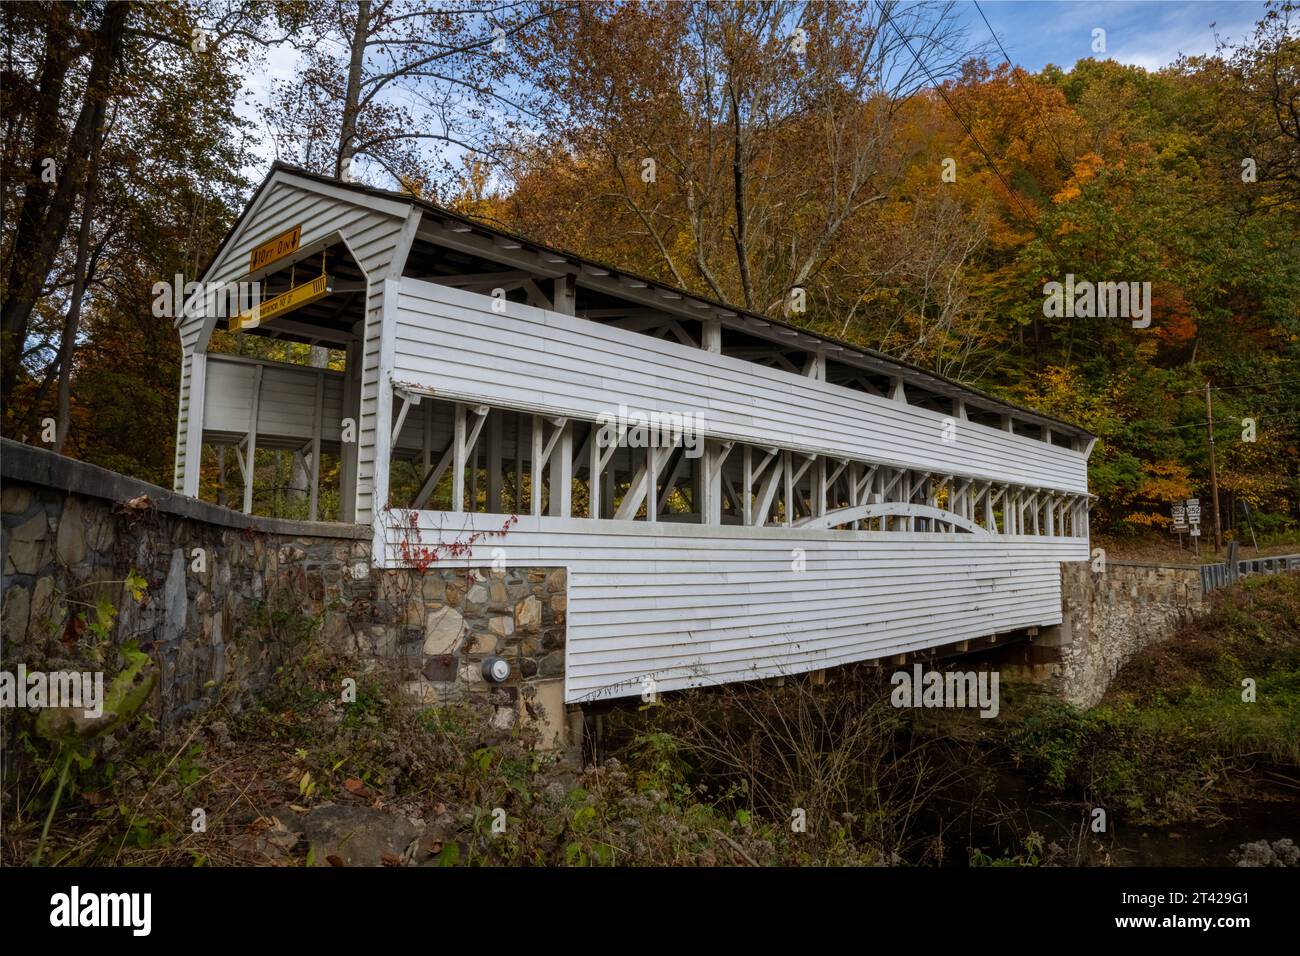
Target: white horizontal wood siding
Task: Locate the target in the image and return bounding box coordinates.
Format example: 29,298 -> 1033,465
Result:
203,355 -> 345,445
380,511 -> 1087,703
176,173 -> 412,520
390,280 -> 1089,495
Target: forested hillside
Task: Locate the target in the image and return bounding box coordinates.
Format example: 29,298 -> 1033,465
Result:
3,1 -> 1296,539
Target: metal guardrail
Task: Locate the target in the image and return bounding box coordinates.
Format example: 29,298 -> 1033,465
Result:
1200,551 -> 1300,594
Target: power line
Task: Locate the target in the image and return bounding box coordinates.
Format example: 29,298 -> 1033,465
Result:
1176,378 -> 1300,396
874,1 -> 1048,239
1143,409 -> 1300,434
971,0 -> 1073,173
1210,378 -> 1300,393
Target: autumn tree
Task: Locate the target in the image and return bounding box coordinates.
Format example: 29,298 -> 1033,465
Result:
262,0 -> 562,192
508,0 -> 981,316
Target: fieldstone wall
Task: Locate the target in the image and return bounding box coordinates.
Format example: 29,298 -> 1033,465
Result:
372,565 -> 568,746
0,439 -> 569,745
1012,560 -> 1206,707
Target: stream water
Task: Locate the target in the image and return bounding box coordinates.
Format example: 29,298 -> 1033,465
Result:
936,769 -> 1296,866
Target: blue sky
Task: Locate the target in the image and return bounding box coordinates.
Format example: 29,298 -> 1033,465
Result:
960,0 -> 1269,72
235,2 -> 1272,182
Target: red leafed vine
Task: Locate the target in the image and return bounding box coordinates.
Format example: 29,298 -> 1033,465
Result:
384,505 -> 519,574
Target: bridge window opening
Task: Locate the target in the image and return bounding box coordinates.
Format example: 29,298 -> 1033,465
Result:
577,286 -> 706,348
382,396 -> 1084,539
903,385 -> 955,415
198,442 -> 344,521
404,236 -> 562,311
965,407 -> 1004,430
390,402 -> 538,515
1014,421 -> 1044,441
719,326 -> 810,374
826,362 -> 893,397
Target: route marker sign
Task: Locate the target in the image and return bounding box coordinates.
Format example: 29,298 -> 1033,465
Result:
1172,503 -> 1187,531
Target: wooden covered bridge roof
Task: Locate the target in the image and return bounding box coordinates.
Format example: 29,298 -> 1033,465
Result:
200,162 -> 1095,444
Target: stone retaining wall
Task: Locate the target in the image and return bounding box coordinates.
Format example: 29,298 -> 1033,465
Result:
1009,559 -> 1207,707
0,439 -> 568,745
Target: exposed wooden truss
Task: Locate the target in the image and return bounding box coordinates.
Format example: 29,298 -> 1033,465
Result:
389,395 -> 1091,538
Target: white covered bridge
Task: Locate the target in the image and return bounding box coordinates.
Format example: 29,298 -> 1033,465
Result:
175,163 -> 1095,704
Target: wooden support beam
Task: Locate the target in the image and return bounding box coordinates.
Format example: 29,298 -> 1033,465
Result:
421,397 -> 433,473
552,274 -> 576,315
605,314 -> 678,333
783,451 -> 794,526
487,413 -> 502,512
550,420 -> 573,517
614,445 -> 658,521
742,445 -> 779,526
522,279 -> 553,310
802,352 -> 826,380
450,405 -> 489,513
242,364 -> 263,514
391,390 -> 420,443
909,470 -> 932,500
702,318 -> 721,353
232,441 -> 247,485
812,457 -> 827,518
662,319 -> 696,347
525,415 -> 568,516
879,466 -> 906,501
309,372 -> 323,522
751,451 -> 784,528
433,269 -> 533,289
702,439 -> 734,524
588,421 -> 623,520
531,416 -> 545,516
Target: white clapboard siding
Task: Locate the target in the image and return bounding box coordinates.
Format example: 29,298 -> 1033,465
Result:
177,173 -> 411,522
391,280 -> 1089,494
378,511 -> 1087,702
202,356 -> 345,446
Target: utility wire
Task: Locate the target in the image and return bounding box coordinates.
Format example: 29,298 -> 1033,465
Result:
1176,378 -> 1300,396
972,0 -> 1074,173
874,1 -> 1050,242
1143,409 -> 1300,434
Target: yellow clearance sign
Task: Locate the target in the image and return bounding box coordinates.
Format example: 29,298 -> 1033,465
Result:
232,274 -> 329,332
248,224 -> 302,273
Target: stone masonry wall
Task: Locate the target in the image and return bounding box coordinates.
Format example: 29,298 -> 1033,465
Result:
0,440 -> 568,746
1012,559 -> 1206,707
374,565 -> 568,745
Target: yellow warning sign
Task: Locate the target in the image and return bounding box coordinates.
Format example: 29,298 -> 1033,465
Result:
248,224 -> 302,273
232,274 -> 329,332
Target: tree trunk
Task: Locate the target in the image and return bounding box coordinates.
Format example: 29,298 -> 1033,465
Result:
335,0 -> 370,178
1,0 -> 129,408
53,96 -> 106,455
727,80 -> 755,311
